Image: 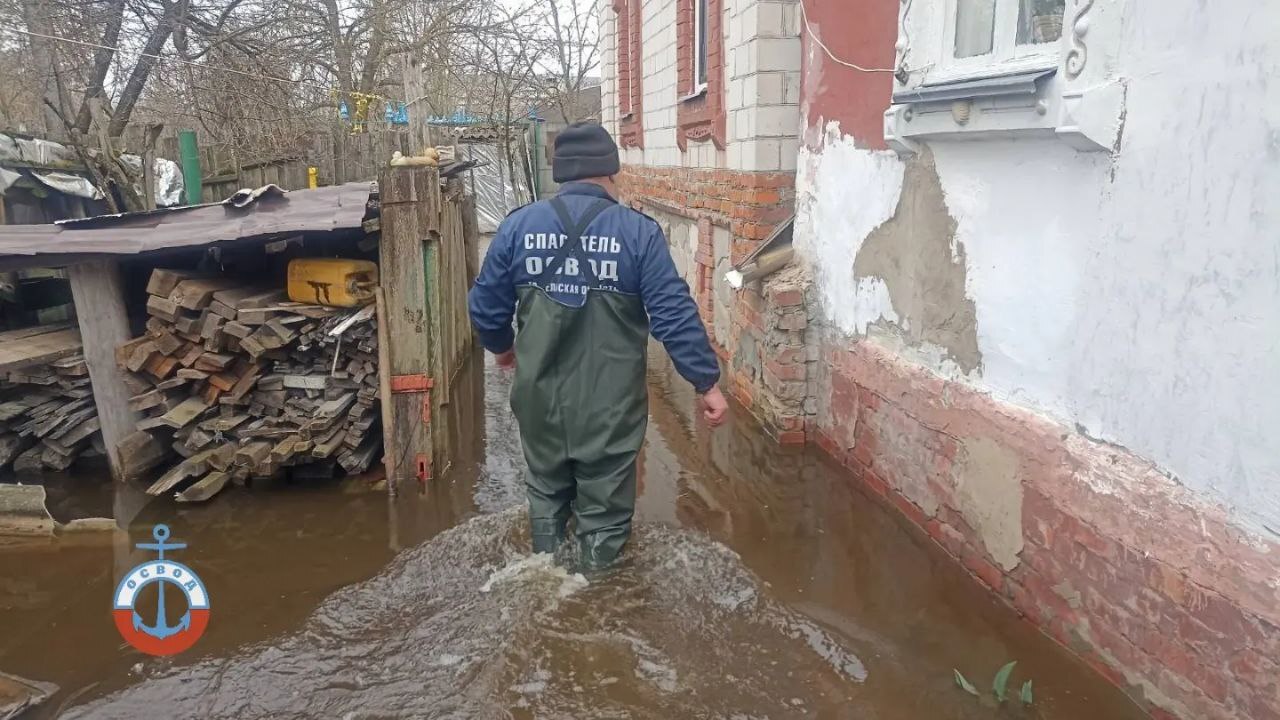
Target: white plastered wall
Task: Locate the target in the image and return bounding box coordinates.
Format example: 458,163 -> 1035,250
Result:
794,0 -> 1280,537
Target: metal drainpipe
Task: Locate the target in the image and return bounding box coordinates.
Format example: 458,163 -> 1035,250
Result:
178,130 -> 202,205
531,120 -> 541,199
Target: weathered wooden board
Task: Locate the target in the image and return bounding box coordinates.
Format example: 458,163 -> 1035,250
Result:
146,295 -> 180,322
378,166 -> 438,486
147,269 -> 205,297
174,471 -> 230,502
117,430 -> 170,481
158,397 -> 210,429
0,327 -> 83,373
169,278 -> 239,310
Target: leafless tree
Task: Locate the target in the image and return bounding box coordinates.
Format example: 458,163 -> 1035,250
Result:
0,0 -> 599,208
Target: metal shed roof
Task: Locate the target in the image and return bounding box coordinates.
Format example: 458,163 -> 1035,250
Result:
0,182 -> 375,261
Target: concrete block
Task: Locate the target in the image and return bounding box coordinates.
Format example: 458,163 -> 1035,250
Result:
781,1 -> 800,36
729,4 -> 743,45
728,140 -> 744,170
783,71 -> 801,105
756,37 -> 802,72
755,72 -> 786,106
757,105 -> 801,137
779,136 -> 800,171
755,2 -> 785,38
741,3 -> 758,40
730,77 -> 745,110
741,139 -> 782,172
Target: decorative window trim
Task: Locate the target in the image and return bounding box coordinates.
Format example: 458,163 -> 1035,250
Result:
676,0 -> 726,151
614,0 -> 644,149
885,0 -> 1125,155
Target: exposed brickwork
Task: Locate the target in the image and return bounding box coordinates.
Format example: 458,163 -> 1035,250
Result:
617,165 -> 793,247
612,0 -> 644,149
675,0 -> 727,150
812,339 -> 1280,720
617,164 -> 807,441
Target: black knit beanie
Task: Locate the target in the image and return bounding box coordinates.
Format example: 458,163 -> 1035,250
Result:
553,122 -> 621,183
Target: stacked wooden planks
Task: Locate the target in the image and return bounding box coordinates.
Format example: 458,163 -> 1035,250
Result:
0,349 -> 103,472
117,269 -> 382,502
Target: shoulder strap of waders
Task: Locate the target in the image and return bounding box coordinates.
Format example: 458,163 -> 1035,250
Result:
545,196 -> 615,290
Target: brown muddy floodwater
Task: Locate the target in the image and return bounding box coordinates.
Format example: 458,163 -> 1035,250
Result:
0,351 -> 1150,719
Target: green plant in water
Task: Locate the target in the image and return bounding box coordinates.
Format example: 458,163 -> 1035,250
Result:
992,661 -> 1017,702
954,660 -> 1034,708
954,669 -> 980,696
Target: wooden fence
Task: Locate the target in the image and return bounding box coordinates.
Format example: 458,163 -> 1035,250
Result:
159,129 -> 411,203
377,166 -> 478,489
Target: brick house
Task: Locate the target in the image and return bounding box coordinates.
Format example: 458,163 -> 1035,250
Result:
606,0 -> 1280,718
601,0 -> 810,438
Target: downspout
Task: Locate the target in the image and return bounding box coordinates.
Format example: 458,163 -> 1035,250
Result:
531,120 -> 541,199
725,216 -> 795,288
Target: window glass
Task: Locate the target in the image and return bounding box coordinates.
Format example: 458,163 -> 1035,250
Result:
1016,0 -> 1065,45
954,0 -> 997,57
696,0 -> 709,87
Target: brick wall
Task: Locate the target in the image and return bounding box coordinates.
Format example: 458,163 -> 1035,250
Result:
619,164 -> 809,442
812,339 -> 1280,720
601,0 -> 802,171
612,0 -> 644,149
675,0 -> 727,150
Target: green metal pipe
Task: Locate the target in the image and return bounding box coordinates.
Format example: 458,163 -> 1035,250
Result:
178,130 -> 202,205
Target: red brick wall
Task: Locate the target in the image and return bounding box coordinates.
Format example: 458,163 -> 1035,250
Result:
617,165 -> 808,442
613,0 -> 644,149
814,340 -> 1280,720
675,0 -> 727,150
618,166 -> 793,257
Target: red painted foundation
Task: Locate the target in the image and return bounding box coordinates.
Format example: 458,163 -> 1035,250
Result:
812,339 -> 1280,720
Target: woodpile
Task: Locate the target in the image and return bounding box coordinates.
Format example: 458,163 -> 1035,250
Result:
0,351 -> 103,472
118,269 -> 382,502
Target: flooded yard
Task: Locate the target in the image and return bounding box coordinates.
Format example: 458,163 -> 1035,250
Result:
0,352 -> 1148,719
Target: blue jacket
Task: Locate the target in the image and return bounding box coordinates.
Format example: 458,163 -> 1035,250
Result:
468,182 -> 721,393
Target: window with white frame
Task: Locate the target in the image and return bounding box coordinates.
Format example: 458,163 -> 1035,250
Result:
885,0 -> 1124,154
694,0 -> 709,92
940,0 -> 1065,81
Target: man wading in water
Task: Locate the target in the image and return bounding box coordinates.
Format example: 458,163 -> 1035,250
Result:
469,122 -> 728,569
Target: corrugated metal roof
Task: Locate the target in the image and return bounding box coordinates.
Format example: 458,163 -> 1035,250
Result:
0,182 -> 374,258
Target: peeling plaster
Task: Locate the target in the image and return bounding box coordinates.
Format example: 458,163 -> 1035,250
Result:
795,126 -> 981,374
953,437 -> 1024,571
853,150 -> 981,373
794,122 -> 906,337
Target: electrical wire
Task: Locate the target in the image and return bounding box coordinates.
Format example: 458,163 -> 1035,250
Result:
0,24 -> 403,103
797,0 -> 927,77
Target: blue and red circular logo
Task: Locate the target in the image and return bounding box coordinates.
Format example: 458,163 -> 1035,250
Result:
112,524 -> 210,656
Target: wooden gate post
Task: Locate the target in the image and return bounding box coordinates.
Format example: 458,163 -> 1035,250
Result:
67,259 -> 142,481
378,165 -> 441,491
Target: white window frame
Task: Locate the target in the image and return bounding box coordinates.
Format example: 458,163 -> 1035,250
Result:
930,0 -> 1061,86
884,0 -> 1127,156
692,0 -> 709,96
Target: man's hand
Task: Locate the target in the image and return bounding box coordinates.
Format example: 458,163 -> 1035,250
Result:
494,349 -> 516,369
699,385 -> 728,427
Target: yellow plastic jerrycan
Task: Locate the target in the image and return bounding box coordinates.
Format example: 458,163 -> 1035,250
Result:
287,258 -> 378,307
